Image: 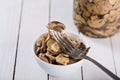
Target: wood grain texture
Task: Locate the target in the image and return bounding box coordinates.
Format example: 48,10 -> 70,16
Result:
0,0 -> 22,80
50,0 -> 78,34
14,0 -> 49,80
0,0 -> 120,80
111,33 -> 120,77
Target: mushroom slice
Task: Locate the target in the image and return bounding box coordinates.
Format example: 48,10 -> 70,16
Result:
46,21 -> 65,32
34,34 -> 48,54
47,39 -> 55,47
47,39 -> 61,53
45,52 -> 56,63
87,16 -> 105,29
38,53 -> 49,63
51,42 -> 60,52
109,0 -> 117,5
56,53 -> 69,65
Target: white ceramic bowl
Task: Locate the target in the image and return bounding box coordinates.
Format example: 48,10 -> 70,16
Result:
33,32 -> 84,77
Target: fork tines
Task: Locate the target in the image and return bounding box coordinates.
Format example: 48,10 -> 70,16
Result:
51,30 -> 75,54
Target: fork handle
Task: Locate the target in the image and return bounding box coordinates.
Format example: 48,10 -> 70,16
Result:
84,55 -> 120,80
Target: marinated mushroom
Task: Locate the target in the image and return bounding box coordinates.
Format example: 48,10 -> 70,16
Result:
35,21 -> 89,65
45,52 -> 56,63
109,0 -> 117,5
73,0 -> 120,38
38,53 -> 49,63
87,16 -> 105,29
46,21 -> 65,32
56,53 -> 69,65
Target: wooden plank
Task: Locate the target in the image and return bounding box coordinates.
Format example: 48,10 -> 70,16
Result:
50,0 -> 78,33
0,0 -> 22,80
49,0 -> 82,80
80,34 -> 116,80
14,0 -> 49,80
111,33 -> 120,77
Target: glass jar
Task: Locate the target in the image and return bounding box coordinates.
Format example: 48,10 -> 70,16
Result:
73,0 -> 120,38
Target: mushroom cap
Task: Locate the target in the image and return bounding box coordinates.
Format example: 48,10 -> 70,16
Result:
46,21 -> 65,32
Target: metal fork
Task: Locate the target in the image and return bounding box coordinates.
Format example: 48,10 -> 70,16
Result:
51,30 -> 120,80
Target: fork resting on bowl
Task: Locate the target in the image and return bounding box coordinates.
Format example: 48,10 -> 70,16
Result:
50,30 -> 120,80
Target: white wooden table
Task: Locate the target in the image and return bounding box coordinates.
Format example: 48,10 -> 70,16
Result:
0,0 -> 120,80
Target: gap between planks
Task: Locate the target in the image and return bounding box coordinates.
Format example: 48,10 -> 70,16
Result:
110,36 -> 118,75
12,0 -> 24,80
48,0 -> 51,79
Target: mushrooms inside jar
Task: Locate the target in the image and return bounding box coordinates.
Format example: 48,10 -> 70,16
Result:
73,0 -> 120,38
34,21 -> 88,65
